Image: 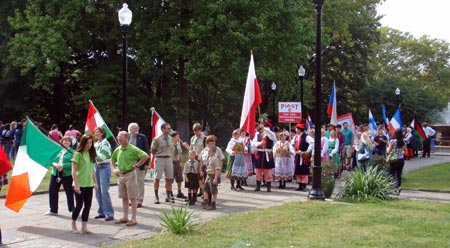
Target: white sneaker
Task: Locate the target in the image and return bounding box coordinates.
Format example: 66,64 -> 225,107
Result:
44,210 -> 58,216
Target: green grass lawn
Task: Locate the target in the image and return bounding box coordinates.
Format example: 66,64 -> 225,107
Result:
402,163 -> 450,191
109,200 -> 450,248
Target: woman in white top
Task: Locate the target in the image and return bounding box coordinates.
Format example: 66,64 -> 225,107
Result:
273,130 -> 295,189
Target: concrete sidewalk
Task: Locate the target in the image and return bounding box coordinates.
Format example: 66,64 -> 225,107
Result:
1,155 -> 449,247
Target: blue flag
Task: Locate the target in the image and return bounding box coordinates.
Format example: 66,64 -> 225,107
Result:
382,105 -> 389,126
369,109 -> 378,134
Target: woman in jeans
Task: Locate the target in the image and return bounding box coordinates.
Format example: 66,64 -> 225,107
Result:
93,127 -> 114,221
71,134 -> 97,234
386,129 -> 408,195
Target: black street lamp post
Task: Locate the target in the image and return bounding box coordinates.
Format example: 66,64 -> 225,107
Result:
271,82 -> 277,125
118,3 -> 132,130
298,65 -> 306,122
308,0 -> 325,200
395,87 -> 400,107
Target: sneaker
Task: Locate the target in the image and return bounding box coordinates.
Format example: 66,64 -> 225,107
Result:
44,211 -> 58,216
105,216 -> 114,221
94,215 -> 106,219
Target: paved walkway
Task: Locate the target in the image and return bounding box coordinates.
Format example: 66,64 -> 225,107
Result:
1,155 -> 449,247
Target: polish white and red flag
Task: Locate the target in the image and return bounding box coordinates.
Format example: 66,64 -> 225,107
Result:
240,52 -> 262,139
150,107 -> 166,170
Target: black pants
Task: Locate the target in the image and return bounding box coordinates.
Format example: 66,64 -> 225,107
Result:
72,187 -> 93,222
389,159 -> 405,188
49,174 -> 74,213
422,139 -> 431,157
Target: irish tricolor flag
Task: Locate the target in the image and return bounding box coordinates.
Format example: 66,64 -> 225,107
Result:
5,119 -> 62,212
239,52 -> 262,139
85,100 -> 113,139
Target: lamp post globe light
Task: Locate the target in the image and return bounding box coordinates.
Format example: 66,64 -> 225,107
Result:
118,3 -> 132,130
271,82 -> 277,125
298,65 -> 306,121
309,0 -> 325,200
395,87 -> 401,107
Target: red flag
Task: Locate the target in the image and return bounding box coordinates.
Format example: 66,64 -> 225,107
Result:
0,146 -> 12,176
150,108 -> 166,169
410,118 -> 427,142
84,100 -> 114,139
239,52 -> 262,139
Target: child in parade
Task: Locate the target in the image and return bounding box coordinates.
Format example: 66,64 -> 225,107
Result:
273,130 -> 295,189
202,147 -> 221,210
183,150 -> 200,205
226,129 -> 247,191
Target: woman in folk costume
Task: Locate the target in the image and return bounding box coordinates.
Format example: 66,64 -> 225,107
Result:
273,130 -> 295,189
253,122 -> 277,192
240,130 -> 254,186
293,124 -> 314,191
225,129 -> 247,191
327,130 -> 342,179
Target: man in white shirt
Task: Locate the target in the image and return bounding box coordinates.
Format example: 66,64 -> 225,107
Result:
422,122 -> 436,158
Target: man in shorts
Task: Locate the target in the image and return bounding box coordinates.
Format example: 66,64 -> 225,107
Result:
151,123 -> 174,204
111,131 -> 149,226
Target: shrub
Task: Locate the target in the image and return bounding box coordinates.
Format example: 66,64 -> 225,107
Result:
337,166 -> 396,201
157,205 -> 197,235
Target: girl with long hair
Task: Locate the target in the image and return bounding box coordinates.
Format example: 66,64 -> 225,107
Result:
71,134 -> 97,234
386,129 -> 408,194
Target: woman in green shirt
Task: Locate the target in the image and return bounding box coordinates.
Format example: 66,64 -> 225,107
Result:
45,136 -> 75,215
71,134 -> 97,234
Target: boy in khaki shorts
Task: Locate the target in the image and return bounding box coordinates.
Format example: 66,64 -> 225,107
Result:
202,147 -> 221,210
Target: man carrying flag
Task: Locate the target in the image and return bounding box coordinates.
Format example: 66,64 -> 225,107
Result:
327,82 -> 338,126
240,52 -> 262,139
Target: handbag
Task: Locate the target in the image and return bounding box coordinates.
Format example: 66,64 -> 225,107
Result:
386,148 -> 399,163
357,147 -> 370,162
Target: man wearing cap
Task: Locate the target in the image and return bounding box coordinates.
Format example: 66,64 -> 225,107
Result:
253,122 -> 277,192
292,123 -> 313,191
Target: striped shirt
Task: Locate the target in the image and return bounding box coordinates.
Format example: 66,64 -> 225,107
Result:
95,139 -> 112,163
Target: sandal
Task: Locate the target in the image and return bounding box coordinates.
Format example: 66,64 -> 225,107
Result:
126,220 -> 137,226
115,218 -> 129,224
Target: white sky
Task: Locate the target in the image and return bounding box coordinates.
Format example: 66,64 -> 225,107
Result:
377,0 -> 450,42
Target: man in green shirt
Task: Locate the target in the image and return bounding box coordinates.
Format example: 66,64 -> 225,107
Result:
111,131 -> 149,226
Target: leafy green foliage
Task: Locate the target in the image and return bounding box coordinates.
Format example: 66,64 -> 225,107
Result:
157,205 -> 197,235
337,166 -> 396,201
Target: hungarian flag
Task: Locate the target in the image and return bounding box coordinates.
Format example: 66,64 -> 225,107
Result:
239,52 -> 262,139
85,100 -> 113,139
387,107 -> 402,136
327,82 -> 338,126
150,108 -> 166,176
5,119 -> 62,212
0,146 -> 13,176
410,118 -> 427,142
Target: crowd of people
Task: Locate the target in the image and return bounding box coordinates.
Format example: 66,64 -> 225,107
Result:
0,117 -> 439,236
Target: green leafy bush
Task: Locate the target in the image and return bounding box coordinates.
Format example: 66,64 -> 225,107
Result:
157,205 -> 197,235
337,166 -> 396,201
